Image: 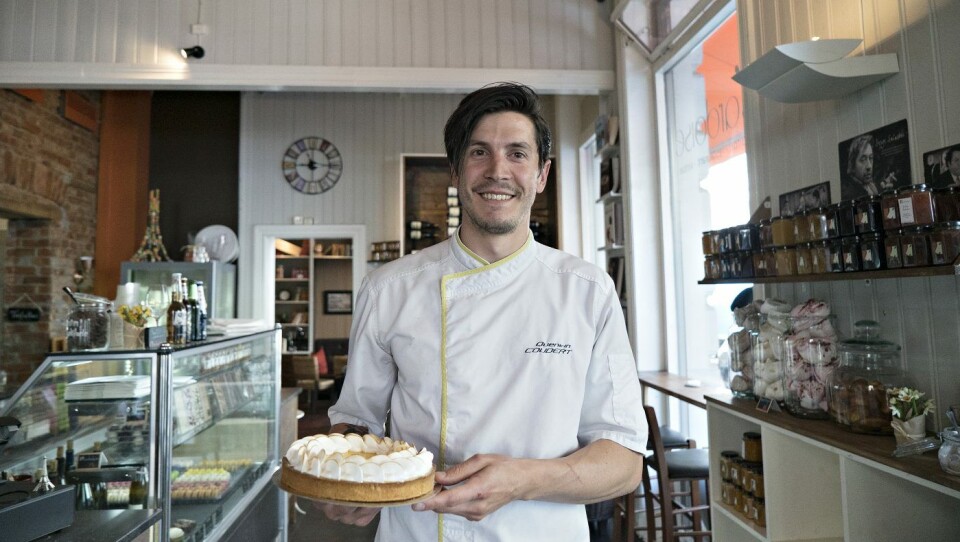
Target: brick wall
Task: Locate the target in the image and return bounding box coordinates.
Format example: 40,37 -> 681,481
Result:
0,89 -> 100,386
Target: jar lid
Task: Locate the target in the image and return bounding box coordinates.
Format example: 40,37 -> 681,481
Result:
860,232 -> 883,240
702,230 -> 719,235
934,221 -> 960,230
737,224 -> 756,231
933,185 -> 959,194
837,320 -> 901,355
842,235 -> 860,242
902,225 -> 933,233
759,218 -> 772,225
743,431 -> 761,440
720,450 -> 740,458
904,183 -> 931,192
880,189 -> 898,197
854,195 -> 881,203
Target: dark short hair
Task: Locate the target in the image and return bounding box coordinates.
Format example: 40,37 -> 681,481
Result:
846,134 -> 874,177
945,147 -> 960,164
444,82 -> 552,178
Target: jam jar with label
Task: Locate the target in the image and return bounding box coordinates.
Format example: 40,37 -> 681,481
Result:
860,232 -> 886,270
854,195 -> 883,234
807,207 -> 829,241
774,246 -> 797,276
841,235 -> 861,272
771,216 -> 796,247
880,190 -> 901,230
737,224 -> 759,252
702,231 -> 720,256
758,219 -> 774,248
929,221 -> 960,265
901,225 -> 932,267
795,243 -> 813,275
827,238 -> 845,272
898,184 -> 936,226
793,211 -> 810,244
884,229 -> 904,269
934,186 -> 960,222
810,240 -> 829,274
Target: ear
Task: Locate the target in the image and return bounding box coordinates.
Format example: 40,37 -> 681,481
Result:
536,159 -> 551,194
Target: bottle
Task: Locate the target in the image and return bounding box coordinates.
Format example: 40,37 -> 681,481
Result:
185,280 -> 199,342
55,446 -> 66,484
65,439 -> 75,473
128,465 -> 148,509
166,288 -> 188,345
409,229 -> 438,240
194,281 -> 208,340
180,277 -> 193,341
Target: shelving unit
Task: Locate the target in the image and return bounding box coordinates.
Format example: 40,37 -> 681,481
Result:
596,125 -> 627,316
707,395 -> 960,541
699,261 -> 960,285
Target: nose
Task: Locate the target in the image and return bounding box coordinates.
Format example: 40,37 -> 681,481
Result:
484,153 -> 510,180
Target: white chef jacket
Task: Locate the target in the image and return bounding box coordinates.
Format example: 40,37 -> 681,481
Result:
328,231 -> 646,542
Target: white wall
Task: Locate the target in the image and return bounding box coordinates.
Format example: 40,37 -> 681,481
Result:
739,0 -> 960,426
0,0 -> 617,93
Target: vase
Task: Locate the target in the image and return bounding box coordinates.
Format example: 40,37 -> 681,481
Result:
122,322 -> 145,349
891,415 -> 926,445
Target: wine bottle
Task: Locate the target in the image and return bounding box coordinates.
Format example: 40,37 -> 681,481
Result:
55,445 -> 66,484
195,280 -> 208,340
65,439 -> 75,473
166,288 -> 188,345
180,278 -> 193,341
185,280 -> 199,342
128,465 -> 148,509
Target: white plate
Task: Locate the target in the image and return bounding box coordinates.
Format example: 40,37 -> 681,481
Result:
195,225 -> 239,263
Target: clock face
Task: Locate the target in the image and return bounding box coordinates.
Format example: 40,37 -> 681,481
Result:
281,137 -> 343,194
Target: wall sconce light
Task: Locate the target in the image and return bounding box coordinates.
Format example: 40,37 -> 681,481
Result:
73,256 -> 93,291
180,46 -> 205,60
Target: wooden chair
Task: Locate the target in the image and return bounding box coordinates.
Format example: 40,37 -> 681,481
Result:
291,355 -> 335,413
613,421 -> 697,541
640,405 -> 711,541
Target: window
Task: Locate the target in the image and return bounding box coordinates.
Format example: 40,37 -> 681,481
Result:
660,11 -> 749,437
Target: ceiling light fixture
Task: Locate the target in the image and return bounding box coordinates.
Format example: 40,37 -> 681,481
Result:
180,46 -> 205,60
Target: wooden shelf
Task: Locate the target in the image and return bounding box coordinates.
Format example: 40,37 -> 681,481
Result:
699,263 -> 960,284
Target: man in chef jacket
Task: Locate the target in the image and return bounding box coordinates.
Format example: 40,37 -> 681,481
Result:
325,82 -> 647,541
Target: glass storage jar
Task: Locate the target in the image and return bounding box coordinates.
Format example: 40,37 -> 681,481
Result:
795,243 -> 813,275
702,230 -> 719,256
810,240 -> 829,274
771,216 -> 796,247
837,201 -> 857,236
897,184 -> 936,226
742,432 -> 763,463
726,313 -> 760,399
885,229 -> 904,269
774,246 -> 797,276
752,311 -> 790,402
754,250 -> 768,278
704,255 -> 721,280
929,221 -> 960,266
738,251 -> 755,278
758,219 -> 774,248
854,195 -> 883,234
793,211 -> 810,244
779,313 -> 841,420
881,190 -> 901,230
719,255 -> 732,279
737,224 -> 759,252
827,238 -> 845,272
719,228 -> 736,254
841,235 -> 861,272
860,232 -> 886,270
934,186 -> 960,222
807,207 -> 829,241
719,450 -> 740,482
939,429 -> 960,475
67,299 -> 112,351
901,225 -> 932,267
828,320 -> 904,434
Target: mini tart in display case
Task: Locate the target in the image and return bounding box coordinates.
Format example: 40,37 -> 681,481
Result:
280,433 -> 436,503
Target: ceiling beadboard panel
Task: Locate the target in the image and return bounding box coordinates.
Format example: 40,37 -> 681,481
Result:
742,0 -> 960,428
0,0 -> 614,71
236,91 -> 464,309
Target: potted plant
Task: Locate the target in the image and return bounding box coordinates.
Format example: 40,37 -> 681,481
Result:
888,387 -> 935,444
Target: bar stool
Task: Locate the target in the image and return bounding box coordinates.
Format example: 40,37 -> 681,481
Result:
641,405 -> 711,541
612,420 -> 697,542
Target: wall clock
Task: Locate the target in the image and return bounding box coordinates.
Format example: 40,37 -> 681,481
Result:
281,137 -> 343,194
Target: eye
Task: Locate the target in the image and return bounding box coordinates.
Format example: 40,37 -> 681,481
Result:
470,148 -> 487,157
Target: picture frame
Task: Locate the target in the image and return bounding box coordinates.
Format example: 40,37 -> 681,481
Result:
778,181 -> 831,217
323,290 -> 353,314
838,119 -> 911,201
922,142 -> 960,188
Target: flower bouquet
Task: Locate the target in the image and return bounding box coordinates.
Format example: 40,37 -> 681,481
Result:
118,304 -> 152,349
888,387 -> 934,445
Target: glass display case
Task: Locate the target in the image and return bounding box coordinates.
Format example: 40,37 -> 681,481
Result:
0,328 -> 281,542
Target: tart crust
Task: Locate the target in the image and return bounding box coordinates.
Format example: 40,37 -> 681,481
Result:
280,457 -> 436,502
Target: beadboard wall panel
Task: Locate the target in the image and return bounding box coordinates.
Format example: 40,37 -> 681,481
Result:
236,92 -> 464,313
742,0 -> 960,426
0,0 -> 614,71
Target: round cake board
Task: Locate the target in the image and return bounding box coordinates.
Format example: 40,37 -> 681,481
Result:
272,469 -> 441,508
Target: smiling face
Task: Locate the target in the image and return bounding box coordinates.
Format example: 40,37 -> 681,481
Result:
453,111 -> 550,243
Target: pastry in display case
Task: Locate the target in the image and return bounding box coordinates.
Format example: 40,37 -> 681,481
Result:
0,328 -> 281,542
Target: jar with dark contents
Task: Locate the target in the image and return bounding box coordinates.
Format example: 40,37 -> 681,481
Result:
880,190 -> 901,230
753,251 -> 767,278
719,450 -> 740,482
827,238 -> 845,272
929,221 -> 960,265
719,255 -> 732,279
729,253 -> 743,278
901,225 -> 932,268
934,187 -> 960,222
758,219 -> 774,248
742,431 -> 763,463
704,255 -> 721,280
826,203 -> 842,238
795,243 -> 813,275
884,230 -> 904,269
837,201 -> 857,237
738,251 -> 755,278
719,228 -> 736,254
860,232 -> 885,270
897,184 -> 936,226
854,195 -> 883,234
67,302 -> 111,351
737,224 -> 759,252
807,207 -> 829,241
842,235 -> 861,272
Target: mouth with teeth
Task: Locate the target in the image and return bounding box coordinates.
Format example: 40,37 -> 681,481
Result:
480,192 -> 514,201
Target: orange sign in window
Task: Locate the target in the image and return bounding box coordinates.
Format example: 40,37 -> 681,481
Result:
696,14 -> 744,166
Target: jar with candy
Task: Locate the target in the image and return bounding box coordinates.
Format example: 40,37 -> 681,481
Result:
939,429 -> 960,475
828,320 -> 904,434
751,300 -> 793,402
724,305 -> 761,399
779,308 -> 841,419
841,235 -> 861,272
929,221 -> 960,265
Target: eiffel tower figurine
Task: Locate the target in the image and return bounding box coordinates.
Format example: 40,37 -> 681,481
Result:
131,189 -> 172,262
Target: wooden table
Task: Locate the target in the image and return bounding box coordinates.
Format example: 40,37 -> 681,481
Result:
638,370 -> 731,409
